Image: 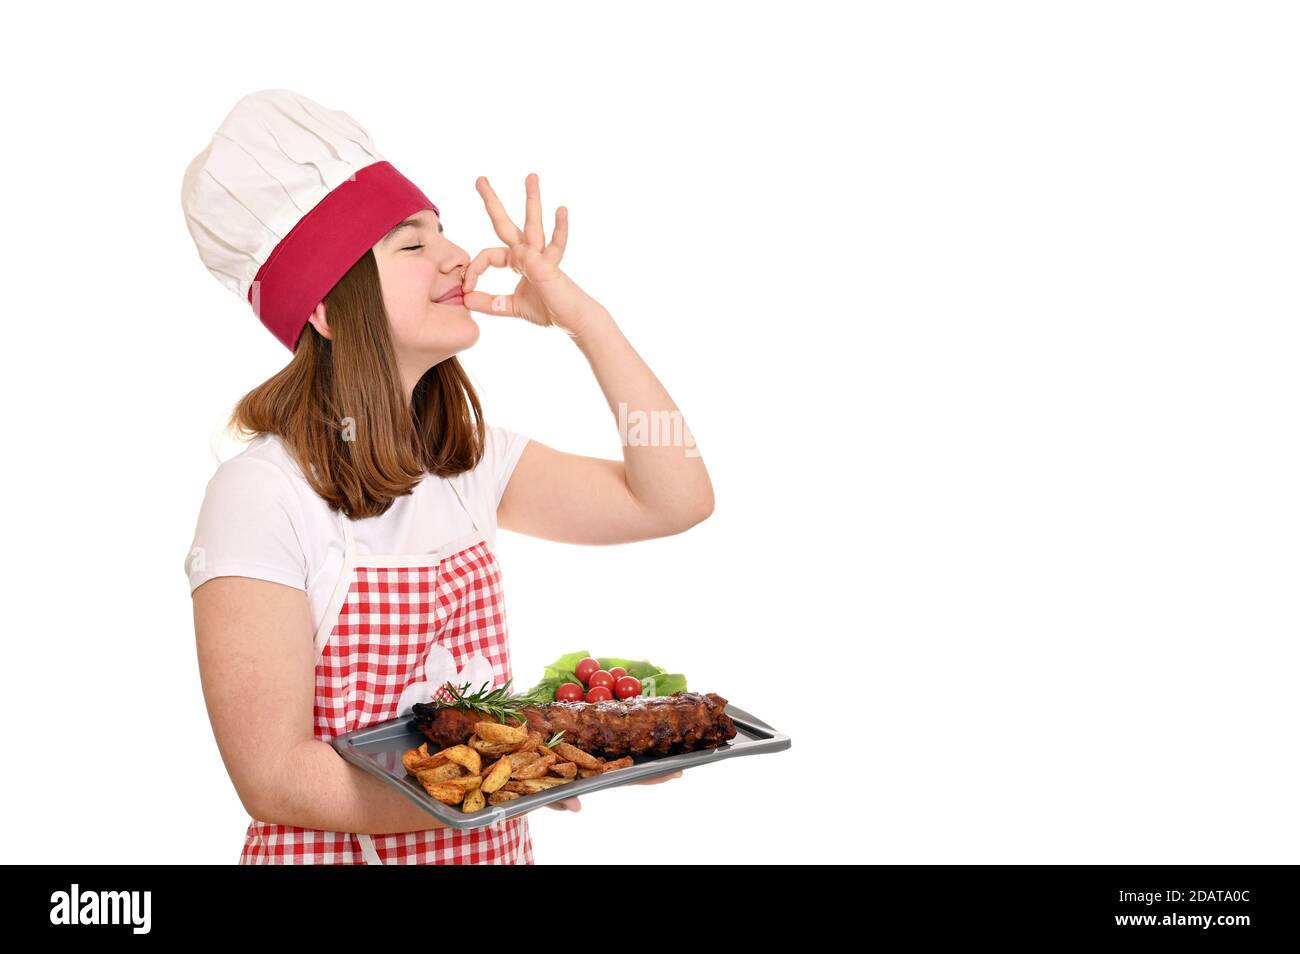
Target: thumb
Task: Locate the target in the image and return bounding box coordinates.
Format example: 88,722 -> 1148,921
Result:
462,290 -> 516,317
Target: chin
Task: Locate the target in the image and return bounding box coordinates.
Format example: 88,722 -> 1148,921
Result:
452,313 -> 481,350
417,312 -> 480,358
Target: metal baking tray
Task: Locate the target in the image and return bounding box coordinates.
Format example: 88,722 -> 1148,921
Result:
330,703 -> 791,830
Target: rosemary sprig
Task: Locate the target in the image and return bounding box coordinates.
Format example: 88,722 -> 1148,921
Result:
544,730 -> 566,748
436,678 -> 547,726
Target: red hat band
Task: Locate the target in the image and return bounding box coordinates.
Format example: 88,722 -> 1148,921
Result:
248,160 -> 439,351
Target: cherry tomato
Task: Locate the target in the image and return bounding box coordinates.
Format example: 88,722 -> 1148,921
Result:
614,675 -> 642,699
556,682 -> 584,703
587,670 -> 615,691
575,657 -> 601,686
585,685 -> 613,703
608,667 -> 628,682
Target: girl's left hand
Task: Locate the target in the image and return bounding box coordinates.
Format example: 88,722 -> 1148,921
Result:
544,769 -> 684,812
634,769 -> 683,785
461,173 -> 600,336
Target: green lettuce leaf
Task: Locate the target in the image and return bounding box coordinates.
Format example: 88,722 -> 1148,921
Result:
640,673 -> 688,696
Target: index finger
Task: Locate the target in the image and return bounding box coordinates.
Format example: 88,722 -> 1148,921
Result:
523,172 -> 544,249
474,176 -> 523,246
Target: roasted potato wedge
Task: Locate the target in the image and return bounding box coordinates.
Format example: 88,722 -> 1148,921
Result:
402,749 -> 449,774
502,777 -> 571,795
415,763 -> 466,786
462,788 -> 486,813
602,757 -> 634,772
444,774 -> 483,793
474,720 -> 531,745
552,742 -> 600,770
441,745 -> 482,776
549,761 -> 577,779
422,781 -> 470,805
512,752 -> 558,780
468,736 -> 528,756
482,756 -> 513,794
508,751 -> 541,771
402,742 -> 460,773
488,790 -> 522,805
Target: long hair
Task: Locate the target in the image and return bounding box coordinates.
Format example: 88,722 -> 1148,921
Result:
227,249 -> 485,518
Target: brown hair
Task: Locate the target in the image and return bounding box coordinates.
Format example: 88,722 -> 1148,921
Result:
227,249 -> 485,519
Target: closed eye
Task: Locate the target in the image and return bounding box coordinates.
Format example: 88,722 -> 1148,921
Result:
402,245 -> 424,251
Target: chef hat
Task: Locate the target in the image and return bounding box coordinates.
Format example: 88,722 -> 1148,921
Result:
181,88 -> 438,351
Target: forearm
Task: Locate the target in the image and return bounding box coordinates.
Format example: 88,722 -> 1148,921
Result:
257,739 -> 446,835
570,304 -> 714,523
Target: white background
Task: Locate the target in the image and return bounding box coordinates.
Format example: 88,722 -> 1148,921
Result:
1,1 -> 1296,864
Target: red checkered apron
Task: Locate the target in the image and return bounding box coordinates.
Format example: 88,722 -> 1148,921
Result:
239,478 -> 535,864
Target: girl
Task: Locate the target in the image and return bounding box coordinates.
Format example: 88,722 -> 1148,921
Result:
181,89 -> 711,864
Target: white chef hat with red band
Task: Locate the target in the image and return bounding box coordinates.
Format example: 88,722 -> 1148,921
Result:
181,88 -> 439,351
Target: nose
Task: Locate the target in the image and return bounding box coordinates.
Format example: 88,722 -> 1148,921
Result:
436,236 -> 471,275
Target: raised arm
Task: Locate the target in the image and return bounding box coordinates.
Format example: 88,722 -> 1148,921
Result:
463,174 -> 714,544
498,316 -> 713,542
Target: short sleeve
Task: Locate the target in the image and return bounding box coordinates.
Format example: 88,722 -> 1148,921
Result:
183,456 -> 309,594
484,424 -> 530,509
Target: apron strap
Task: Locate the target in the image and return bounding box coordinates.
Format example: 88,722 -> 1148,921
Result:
445,477 -> 482,533
314,508 -> 358,662
338,508 -> 356,559
356,833 -> 383,864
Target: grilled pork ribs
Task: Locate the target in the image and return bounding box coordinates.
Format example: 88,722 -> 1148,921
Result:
411,691 -> 738,759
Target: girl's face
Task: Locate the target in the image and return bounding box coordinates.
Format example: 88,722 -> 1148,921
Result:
370,208 -> 477,385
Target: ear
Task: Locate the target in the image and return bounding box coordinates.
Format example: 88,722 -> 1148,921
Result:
306,301 -> 331,340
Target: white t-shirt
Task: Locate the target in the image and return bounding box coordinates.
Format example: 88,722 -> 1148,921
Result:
184,426 -> 530,633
